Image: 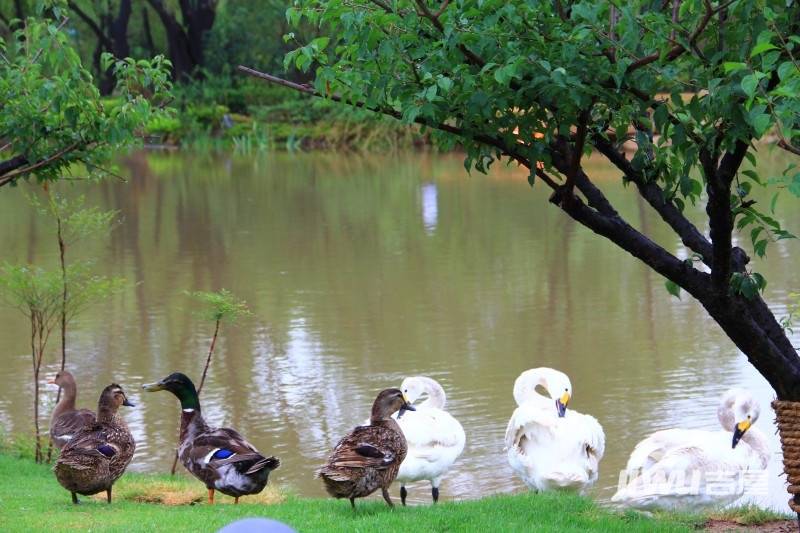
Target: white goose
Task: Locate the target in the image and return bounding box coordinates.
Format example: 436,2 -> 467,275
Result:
611,388 -> 770,511
394,376 -> 466,505
504,368 -> 605,493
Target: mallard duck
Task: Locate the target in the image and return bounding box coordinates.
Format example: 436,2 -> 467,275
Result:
611,388 -> 770,510
48,370 -> 96,450
394,376 -> 465,505
142,372 -> 280,504
318,388 -> 415,509
505,368 -> 605,493
54,384 -> 135,504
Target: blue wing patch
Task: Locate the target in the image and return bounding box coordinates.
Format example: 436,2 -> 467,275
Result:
211,448 -> 235,460
97,444 -> 116,458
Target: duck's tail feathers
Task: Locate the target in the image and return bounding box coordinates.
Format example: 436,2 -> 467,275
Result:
245,455 -> 280,475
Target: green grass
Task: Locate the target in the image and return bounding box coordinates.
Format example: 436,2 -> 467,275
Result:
707,503 -> 792,526
0,454 -> 709,533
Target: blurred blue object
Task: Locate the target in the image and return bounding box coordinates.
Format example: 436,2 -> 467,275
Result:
217,518 -> 296,533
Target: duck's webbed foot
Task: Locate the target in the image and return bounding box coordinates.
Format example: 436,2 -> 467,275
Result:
382,487 -> 394,508
400,485 -> 407,506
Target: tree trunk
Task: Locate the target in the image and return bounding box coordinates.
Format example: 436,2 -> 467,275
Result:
180,0 -> 216,71
703,296 -> 800,400
99,0 -> 132,95
141,7 -> 156,57
145,0 -> 216,81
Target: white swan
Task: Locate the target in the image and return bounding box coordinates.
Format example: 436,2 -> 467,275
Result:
504,368 -> 605,493
611,388 -> 770,511
394,376 -> 466,505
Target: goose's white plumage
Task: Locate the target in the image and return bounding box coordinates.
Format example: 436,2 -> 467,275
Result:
393,377 -> 465,504
611,388 -> 770,511
504,368 -> 605,493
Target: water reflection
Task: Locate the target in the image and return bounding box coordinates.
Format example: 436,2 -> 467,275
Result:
0,151 -> 797,510
420,182 -> 438,234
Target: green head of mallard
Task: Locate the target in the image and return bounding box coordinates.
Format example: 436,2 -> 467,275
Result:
142,372 -> 200,410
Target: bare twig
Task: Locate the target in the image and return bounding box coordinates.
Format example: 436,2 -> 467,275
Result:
778,139 -> 800,157
670,0 -> 680,42
197,319 -> 221,395
432,0 -> 450,18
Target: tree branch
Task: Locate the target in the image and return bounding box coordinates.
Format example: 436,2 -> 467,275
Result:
556,192 -> 708,296
68,1 -> 114,50
238,66 -> 712,299
626,0 -> 714,74
237,66 -> 538,175
591,135 -> 725,266
777,139 -> 800,156
0,142 -> 81,187
0,154 -> 28,177
433,0 -> 450,18
413,0 -> 486,68
704,139 -> 748,291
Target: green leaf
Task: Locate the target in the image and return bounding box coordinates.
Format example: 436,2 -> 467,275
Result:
750,42 -> 779,57
741,74 -> 760,97
665,279 -> 681,299
750,113 -> 772,137
770,192 -> 780,213
436,76 -> 453,93
310,37 -> 330,51
754,239 -> 767,258
723,62 -> 748,73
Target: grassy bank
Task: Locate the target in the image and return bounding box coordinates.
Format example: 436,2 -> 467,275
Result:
137,80 -> 427,153
0,453 -> 713,533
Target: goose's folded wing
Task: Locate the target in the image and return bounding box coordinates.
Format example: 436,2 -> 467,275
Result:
504,402 -> 556,451
399,410 -> 465,450
562,412 -> 606,459
624,429 -> 704,472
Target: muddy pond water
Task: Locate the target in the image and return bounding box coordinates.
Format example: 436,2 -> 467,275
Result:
0,150 -> 797,509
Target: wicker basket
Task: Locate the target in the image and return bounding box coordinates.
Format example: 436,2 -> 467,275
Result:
772,400 -> 800,512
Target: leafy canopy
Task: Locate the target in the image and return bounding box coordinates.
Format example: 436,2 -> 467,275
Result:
285,0 -> 800,272
0,2 -> 172,187
0,262 -> 125,323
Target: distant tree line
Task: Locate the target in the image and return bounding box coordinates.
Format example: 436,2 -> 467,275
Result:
0,0 -> 302,92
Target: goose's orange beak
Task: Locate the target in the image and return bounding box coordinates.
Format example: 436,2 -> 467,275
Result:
732,417 -> 751,448
556,391 -> 570,418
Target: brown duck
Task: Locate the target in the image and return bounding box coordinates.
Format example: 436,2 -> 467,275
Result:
143,372 -> 280,504
48,370 -> 96,450
54,384 -> 136,504
318,388 -> 415,509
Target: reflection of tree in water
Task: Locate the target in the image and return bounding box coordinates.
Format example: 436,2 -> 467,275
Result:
636,193 -> 660,368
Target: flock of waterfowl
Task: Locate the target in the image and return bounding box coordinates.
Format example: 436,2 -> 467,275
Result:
46,367 -> 769,512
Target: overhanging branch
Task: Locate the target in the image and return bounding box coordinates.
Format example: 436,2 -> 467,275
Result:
238,66 -> 707,296
236,65 -> 553,185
